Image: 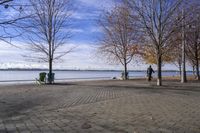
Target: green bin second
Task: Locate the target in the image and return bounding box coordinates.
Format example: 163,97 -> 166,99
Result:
48,73 -> 55,83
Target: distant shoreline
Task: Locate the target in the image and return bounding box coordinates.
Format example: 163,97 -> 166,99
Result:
0,68 -> 193,72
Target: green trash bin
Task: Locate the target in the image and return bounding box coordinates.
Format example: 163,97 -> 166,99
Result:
39,72 -> 46,82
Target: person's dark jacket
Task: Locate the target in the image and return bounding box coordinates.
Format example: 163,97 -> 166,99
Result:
147,67 -> 154,76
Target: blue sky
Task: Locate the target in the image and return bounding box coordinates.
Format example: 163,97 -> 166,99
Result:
0,0 -> 183,70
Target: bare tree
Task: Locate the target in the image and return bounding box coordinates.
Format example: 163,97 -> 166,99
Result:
185,6 -> 200,80
167,0 -> 196,81
98,5 -> 140,80
126,0 -> 183,86
166,29 -> 182,77
23,0 -> 74,84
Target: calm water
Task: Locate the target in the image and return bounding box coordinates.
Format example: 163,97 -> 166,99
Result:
0,70 -> 192,84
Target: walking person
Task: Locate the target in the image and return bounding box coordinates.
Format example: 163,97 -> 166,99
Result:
147,65 -> 155,81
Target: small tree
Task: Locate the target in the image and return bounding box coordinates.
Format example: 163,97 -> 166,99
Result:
23,0 -> 74,84
98,5 -> 140,80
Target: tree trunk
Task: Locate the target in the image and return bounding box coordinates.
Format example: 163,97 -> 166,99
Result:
124,59 -> 128,80
192,66 -> 195,76
181,49 -> 187,83
48,38 -> 53,84
196,60 -> 200,80
157,55 -> 162,86
194,45 -> 200,80
49,58 -> 53,84
179,64 -> 181,78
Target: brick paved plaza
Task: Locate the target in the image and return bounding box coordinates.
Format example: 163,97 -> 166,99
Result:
0,80 -> 200,133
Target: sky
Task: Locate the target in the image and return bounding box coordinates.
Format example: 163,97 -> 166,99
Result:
0,0 -> 182,70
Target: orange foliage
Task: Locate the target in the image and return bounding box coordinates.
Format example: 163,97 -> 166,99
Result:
142,47 -> 174,64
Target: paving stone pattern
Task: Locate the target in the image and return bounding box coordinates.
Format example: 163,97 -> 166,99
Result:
0,80 -> 200,133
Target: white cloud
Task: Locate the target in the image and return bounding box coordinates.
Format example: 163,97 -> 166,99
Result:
0,41 -> 180,70
71,0 -> 116,20
89,26 -> 102,33
61,28 -> 84,33
0,41 -> 117,70
70,28 -> 84,33
77,0 -> 115,10
71,11 -> 100,20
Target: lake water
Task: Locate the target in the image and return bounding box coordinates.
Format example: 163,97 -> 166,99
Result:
0,70 -> 191,84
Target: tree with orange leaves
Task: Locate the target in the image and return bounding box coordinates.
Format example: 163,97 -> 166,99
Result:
98,4 -> 141,80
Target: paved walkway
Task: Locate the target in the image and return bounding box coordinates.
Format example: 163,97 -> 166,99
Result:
0,80 -> 200,133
